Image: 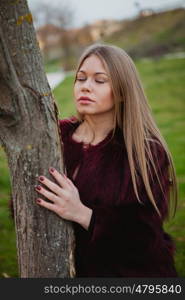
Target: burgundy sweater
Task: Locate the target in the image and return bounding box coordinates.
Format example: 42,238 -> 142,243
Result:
59,117 -> 177,277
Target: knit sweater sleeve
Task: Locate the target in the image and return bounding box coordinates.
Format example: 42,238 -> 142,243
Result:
86,142 -> 173,257
58,117 -> 78,140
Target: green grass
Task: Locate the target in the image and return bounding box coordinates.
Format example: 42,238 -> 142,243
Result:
136,57 -> 185,276
54,73 -> 76,119
0,149 -> 18,277
105,9 -> 185,57
0,57 -> 185,277
44,58 -> 63,73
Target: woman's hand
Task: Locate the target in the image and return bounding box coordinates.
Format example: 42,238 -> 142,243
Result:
35,167 -> 92,230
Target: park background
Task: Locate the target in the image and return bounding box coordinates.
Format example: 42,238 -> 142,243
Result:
0,0 -> 185,277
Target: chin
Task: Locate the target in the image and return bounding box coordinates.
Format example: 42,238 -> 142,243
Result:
76,108 -> 96,115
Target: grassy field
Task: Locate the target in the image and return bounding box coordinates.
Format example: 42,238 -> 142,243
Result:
105,8 -> 185,58
0,57 -> 185,277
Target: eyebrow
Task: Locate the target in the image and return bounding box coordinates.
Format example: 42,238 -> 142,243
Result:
77,70 -> 108,76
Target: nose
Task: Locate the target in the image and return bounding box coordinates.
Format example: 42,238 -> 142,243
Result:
80,78 -> 92,91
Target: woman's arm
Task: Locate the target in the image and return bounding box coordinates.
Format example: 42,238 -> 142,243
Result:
35,140 -> 170,245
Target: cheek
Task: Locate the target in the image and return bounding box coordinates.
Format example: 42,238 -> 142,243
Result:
105,87 -> 114,104
73,84 -> 78,99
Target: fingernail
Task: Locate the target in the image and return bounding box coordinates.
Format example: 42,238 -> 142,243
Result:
39,176 -> 44,181
35,185 -> 41,190
36,198 -> 41,203
49,167 -> 55,173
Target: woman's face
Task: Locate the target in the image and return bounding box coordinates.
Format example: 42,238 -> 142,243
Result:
74,55 -> 114,117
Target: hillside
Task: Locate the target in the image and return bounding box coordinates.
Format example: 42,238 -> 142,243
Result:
104,8 -> 185,58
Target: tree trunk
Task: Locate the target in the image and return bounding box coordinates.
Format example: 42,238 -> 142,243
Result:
0,0 -> 75,277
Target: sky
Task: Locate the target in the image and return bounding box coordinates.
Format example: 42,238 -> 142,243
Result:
28,0 -> 185,28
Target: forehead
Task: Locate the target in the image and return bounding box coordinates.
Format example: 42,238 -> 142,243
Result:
79,54 -> 107,73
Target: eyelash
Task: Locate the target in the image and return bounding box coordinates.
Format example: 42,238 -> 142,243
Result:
76,78 -> 105,84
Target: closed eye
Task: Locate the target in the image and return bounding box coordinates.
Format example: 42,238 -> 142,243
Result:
95,80 -> 106,83
76,78 -> 86,81
76,78 -> 106,84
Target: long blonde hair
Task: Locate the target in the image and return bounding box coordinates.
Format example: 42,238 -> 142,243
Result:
74,43 -> 178,218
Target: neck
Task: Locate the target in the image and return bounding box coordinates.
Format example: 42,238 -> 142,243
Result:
82,112 -> 115,142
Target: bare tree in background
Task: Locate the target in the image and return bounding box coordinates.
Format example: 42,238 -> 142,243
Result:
0,0 -> 75,277
31,0 -> 75,69
134,1 -> 141,15
31,0 -> 75,29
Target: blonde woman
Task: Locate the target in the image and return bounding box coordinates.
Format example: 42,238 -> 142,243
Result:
35,44 -> 178,277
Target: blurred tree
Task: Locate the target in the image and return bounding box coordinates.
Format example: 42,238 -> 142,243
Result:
31,0 -> 75,29
31,0 -> 75,69
60,25 -> 94,70
134,1 -> 141,15
0,0 -> 75,277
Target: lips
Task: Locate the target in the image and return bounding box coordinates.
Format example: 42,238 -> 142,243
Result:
78,96 -> 94,102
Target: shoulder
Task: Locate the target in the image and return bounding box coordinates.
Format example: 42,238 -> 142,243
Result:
58,116 -> 80,139
146,138 -> 170,169
134,137 -> 171,194
58,115 -> 79,128
144,138 -> 172,200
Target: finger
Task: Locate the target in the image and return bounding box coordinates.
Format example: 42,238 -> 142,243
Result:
63,174 -> 75,187
36,198 -> 58,213
35,185 -> 61,203
50,167 -> 76,188
49,167 -> 71,189
38,176 -> 65,197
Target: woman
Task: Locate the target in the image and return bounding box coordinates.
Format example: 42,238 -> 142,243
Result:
35,44 -> 178,277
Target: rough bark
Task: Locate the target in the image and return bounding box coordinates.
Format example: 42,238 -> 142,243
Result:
0,0 -> 75,277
